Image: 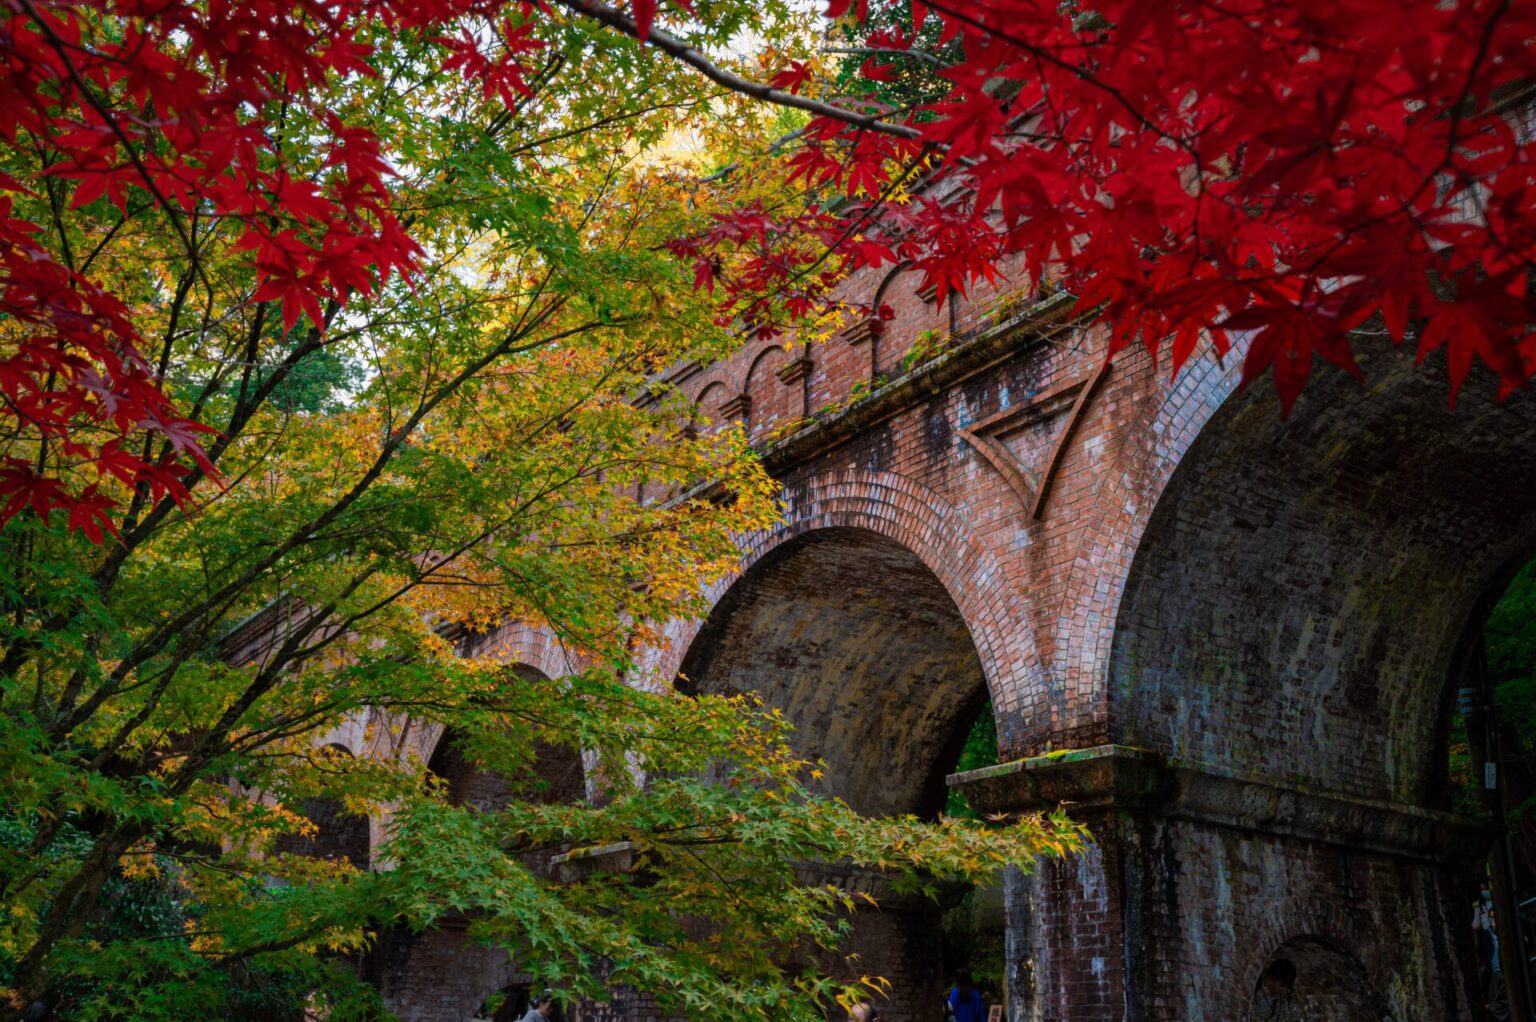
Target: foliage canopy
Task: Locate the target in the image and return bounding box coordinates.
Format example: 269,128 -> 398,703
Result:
8,0 -> 1534,1015
0,1 -> 1082,1018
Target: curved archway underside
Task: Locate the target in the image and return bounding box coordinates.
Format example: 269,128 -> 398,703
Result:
1248,936 -> 1391,1022
1113,348 -> 1536,806
679,526 -> 988,818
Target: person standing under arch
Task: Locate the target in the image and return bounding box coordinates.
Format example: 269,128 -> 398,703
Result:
946,971 -> 984,1022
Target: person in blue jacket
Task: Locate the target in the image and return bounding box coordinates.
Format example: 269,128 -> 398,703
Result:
947,970 -> 984,1022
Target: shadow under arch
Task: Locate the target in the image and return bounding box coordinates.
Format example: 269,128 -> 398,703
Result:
1248,935 -> 1394,1022
672,524 -> 997,1022
677,525 -> 990,819
1111,347 -> 1536,805
1106,346 -> 1536,1018
272,743 -> 370,870
423,664 -> 586,813
642,467 -> 1038,734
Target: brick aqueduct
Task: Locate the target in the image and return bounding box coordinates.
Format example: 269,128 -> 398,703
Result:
290,253 -> 1536,1021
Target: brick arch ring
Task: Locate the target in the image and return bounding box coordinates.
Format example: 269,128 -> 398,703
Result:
1052,343 -> 1244,700
635,466 -> 1040,717
388,618 -> 587,770
1233,900 -> 1398,1017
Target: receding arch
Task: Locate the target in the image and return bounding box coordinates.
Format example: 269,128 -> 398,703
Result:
694,380 -> 727,432
1095,344 -> 1536,1019
667,510 -> 998,1022
678,525 -> 990,818
1247,936 -> 1393,1021
420,661 -> 587,813
390,619 -> 586,773
1109,347 -> 1536,805
641,468 -> 1039,726
743,342 -> 793,442
743,342 -> 789,391
273,744 -> 371,870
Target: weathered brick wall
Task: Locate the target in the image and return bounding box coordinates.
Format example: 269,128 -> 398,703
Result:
373,924 -> 519,1022
1122,815 -> 1478,1020
362,238 -> 1536,1017
655,260 -> 1193,763
1003,809 -> 1479,1021
1003,832 -> 1128,1022
1110,345 -> 1536,805
633,246 -> 1532,1018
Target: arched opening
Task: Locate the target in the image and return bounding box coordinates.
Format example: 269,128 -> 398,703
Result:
1109,346 -> 1536,1017
1449,560 -> 1536,1016
1246,936 -> 1390,1021
377,668 -> 588,1022
471,983 -> 531,1022
680,527 -> 989,818
677,526 -> 993,1022
940,704 -> 1006,1008
272,744 -> 370,870
425,666 -> 586,815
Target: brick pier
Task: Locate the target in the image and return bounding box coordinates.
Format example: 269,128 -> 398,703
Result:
349,254 -> 1536,1019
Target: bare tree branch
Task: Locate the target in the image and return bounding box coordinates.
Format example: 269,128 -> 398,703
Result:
552,0 -> 922,140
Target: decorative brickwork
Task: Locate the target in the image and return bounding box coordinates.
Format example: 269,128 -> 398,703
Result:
838,317 -> 883,347
622,258 -> 1531,1019
363,251 -> 1536,1018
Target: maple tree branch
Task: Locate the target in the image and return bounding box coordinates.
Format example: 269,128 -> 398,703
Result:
1442,0 -> 1511,167
920,0 -> 1203,168
16,0 -> 205,273
551,0 -> 921,140
53,302 -> 616,743
695,127 -> 808,185
820,46 -> 951,68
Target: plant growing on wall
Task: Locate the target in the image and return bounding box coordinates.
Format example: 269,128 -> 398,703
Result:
900,329 -> 949,374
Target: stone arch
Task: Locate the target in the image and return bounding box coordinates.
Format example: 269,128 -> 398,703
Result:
273,743 -> 371,870
1087,343 -> 1536,1019
641,467 -> 1037,722
422,666 -> 586,815
389,619 -> 586,771
656,469 -> 1026,1022
676,525 -> 989,818
1108,346 -> 1536,804
1246,936 -> 1394,1021
743,340 -> 788,390
371,928 -> 518,1022
472,983 -> 532,1022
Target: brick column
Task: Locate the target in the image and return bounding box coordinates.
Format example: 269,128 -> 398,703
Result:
952,747 -> 1488,1021
374,921 -> 519,1022
796,862 -> 963,1022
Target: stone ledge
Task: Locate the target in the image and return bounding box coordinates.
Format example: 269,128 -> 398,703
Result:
774,356 -> 814,384
949,744 -> 1491,865
838,318 -> 883,346
552,840 -> 636,882
717,393 -> 751,421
